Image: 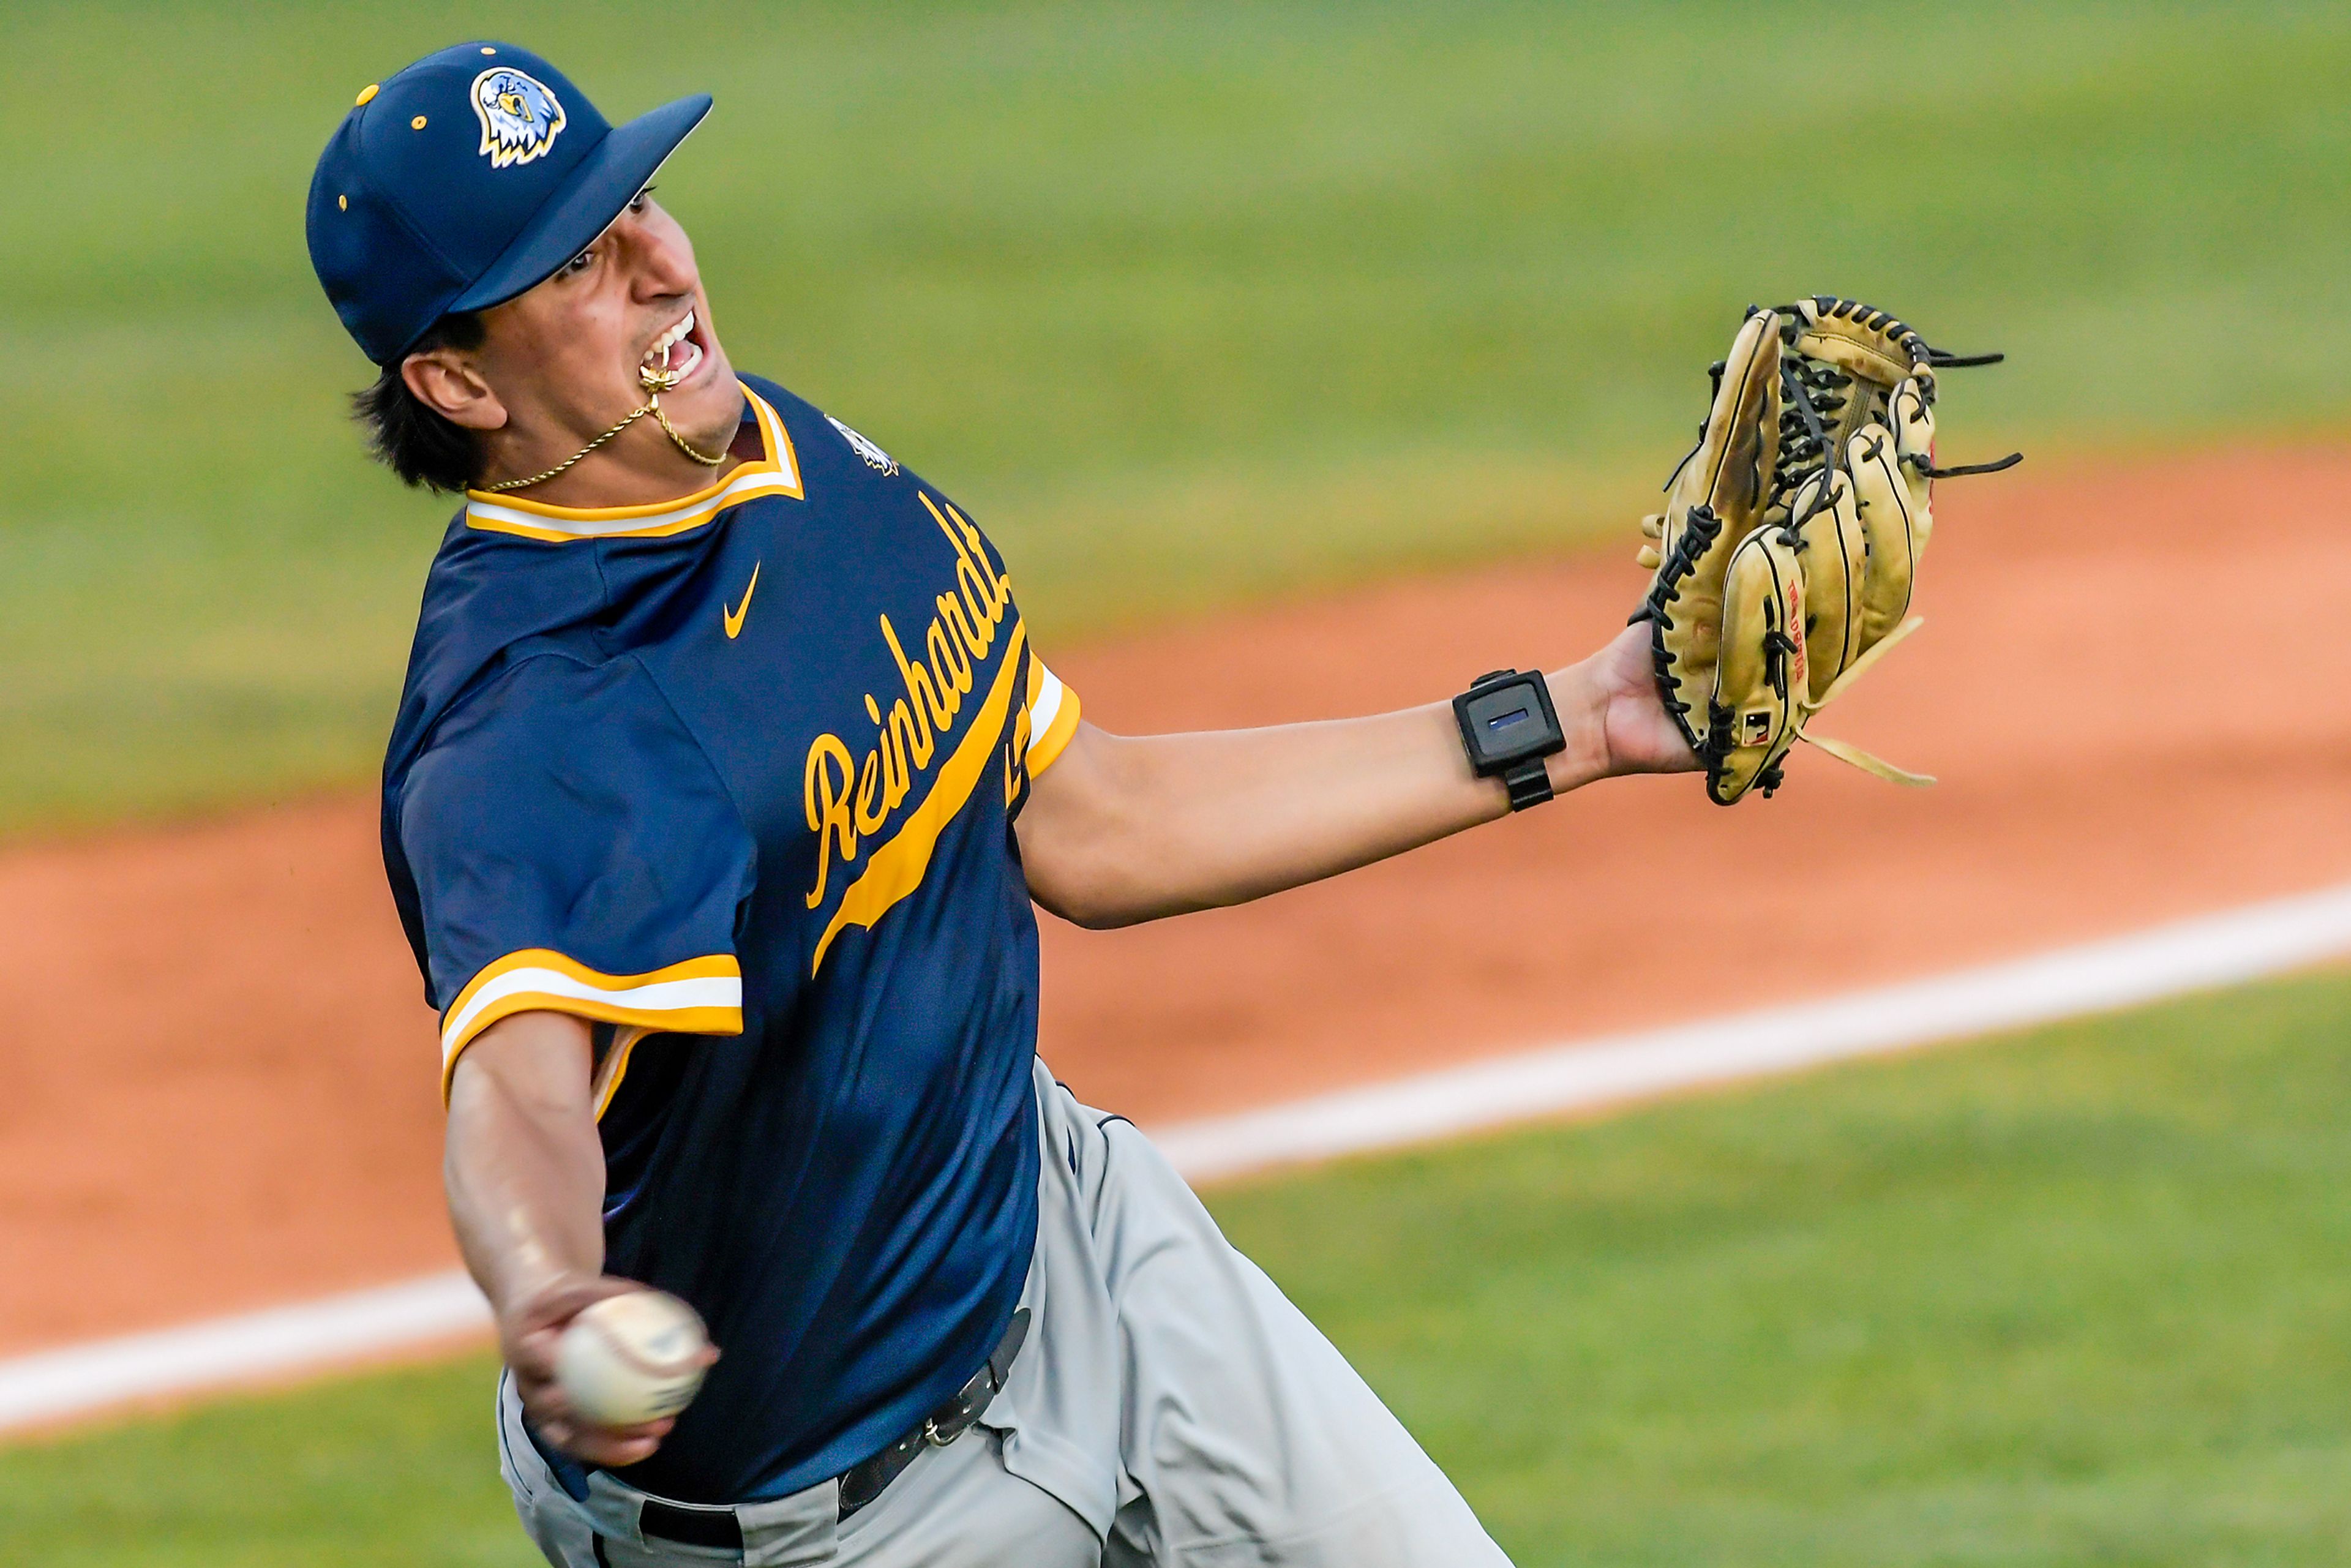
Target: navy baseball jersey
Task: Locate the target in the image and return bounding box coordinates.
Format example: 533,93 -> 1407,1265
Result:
383,377 -> 1082,1503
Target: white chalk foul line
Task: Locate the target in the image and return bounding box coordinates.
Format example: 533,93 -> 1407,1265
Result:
6,879 -> 2351,1435
1152,880 -> 2351,1181
0,1272 -> 488,1434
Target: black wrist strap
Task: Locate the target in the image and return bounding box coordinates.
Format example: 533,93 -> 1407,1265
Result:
1499,754 -> 1554,811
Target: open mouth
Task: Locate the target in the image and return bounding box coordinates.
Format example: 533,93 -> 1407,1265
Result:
639,307 -> 708,391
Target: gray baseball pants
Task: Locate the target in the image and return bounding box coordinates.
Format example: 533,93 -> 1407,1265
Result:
500,1058 -> 1513,1566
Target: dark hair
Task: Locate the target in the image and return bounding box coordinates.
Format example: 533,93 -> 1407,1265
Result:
350,312 -> 487,493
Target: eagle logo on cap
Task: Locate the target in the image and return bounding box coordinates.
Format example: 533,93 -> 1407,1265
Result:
470,67 -> 566,169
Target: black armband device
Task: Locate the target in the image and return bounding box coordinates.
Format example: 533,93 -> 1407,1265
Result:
1453,669 -> 1565,811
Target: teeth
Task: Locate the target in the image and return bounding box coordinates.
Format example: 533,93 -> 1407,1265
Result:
643,310 -> 696,366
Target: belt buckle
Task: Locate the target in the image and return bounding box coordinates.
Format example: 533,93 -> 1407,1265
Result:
921,1375 -> 989,1449
921,1398 -> 973,1447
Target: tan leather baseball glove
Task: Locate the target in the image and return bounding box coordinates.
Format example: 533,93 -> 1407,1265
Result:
1633,298 -> 2018,805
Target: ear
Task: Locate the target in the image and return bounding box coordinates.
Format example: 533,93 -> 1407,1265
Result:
401,350 -> 509,432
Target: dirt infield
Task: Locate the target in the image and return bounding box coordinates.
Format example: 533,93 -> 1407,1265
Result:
6,446 -> 2349,1358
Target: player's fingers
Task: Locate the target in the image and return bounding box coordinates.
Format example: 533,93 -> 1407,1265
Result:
579,1435 -> 663,1468
510,1273 -> 643,1351
517,1376 -> 568,1422
512,1364 -> 580,1443
548,1413 -> 672,1445
562,1417 -> 677,1468
511,1343 -> 565,1395
509,1322 -> 567,1379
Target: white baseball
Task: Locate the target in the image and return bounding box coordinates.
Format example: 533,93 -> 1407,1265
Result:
555,1290 -> 711,1427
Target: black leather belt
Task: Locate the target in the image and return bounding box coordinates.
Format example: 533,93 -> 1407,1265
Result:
615,1306 -> 1032,1555
836,1305 -> 1029,1518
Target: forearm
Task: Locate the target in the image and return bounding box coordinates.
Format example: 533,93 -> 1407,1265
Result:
1022,657 -> 1619,928
443,1011 -> 688,1464
443,1011 -> 607,1319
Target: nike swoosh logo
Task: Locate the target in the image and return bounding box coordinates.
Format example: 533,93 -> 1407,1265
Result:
722,562 -> 760,640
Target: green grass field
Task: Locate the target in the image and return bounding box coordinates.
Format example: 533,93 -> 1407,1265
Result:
1,0 -> 2348,834
11,969 -> 2351,1566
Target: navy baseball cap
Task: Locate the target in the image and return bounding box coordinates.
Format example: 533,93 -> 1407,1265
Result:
307,42 -> 711,366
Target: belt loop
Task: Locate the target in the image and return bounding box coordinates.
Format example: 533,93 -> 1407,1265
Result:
638,1498 -> 748,1552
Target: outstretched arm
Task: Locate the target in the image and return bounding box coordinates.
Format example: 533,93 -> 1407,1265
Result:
1016,620 -> 1695,930
445,1012 -> 708,1465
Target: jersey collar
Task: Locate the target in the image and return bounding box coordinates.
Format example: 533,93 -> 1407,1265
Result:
462,383 -> 803,542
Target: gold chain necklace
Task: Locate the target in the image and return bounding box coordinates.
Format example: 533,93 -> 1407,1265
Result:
482,363 -> 730,493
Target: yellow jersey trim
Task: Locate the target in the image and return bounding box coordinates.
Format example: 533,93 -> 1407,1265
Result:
811,621 -> 1029,976
1024,662 -> 1081,778
438,948 -> 743,1102
462,386 -> 803,543
590,1026 -> 654,1121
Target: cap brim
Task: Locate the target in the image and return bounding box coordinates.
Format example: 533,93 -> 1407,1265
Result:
449,92 -> 713,318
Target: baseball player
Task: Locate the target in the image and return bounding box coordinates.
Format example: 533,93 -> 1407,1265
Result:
308,43 -> 1695,1568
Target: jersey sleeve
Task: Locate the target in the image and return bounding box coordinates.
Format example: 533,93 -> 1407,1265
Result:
397,654 -> 756,1100
1021,643 -> 1081,778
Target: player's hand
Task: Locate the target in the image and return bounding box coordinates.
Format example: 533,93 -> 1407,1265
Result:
1551,621 -> 1701,783
501,1273 -> 716,1467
